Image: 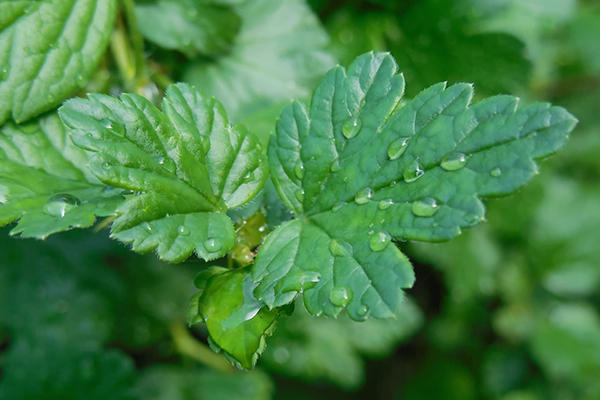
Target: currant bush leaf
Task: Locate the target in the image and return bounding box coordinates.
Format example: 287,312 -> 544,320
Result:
190,266 -> 282,370
135,0 -> 241,58
59,83 -> 267,262
183,0 -> 335,121
0,114 -> 125,239
0,0 -> 117,124
253,51 -> 577,320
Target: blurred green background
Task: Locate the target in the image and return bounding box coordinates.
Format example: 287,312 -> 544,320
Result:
1,0 -> 600,399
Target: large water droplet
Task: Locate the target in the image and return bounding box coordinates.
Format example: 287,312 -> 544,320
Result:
204,238 -> 222,252
329,239 -> 352,257
490,167 -> 502,177
357,304 -> 369,316
329,286 -> 353,307
294,159 -> 304,179
354,187 -> 373,205
412,197 -> 439,217
295,188 -> 305,203
155,156 -> 176,173
100,119 -> 113,130
441,152 -> 467,171
243,171 -> 255,182
330,159 -> 341,172
369,232 -> 391,252
379,198 -> 393,210
43,194 -> 81,218
403,159 -> 424,183
387,137 -> 410,160
177,225 -> 190,236
342,117 -> 362,139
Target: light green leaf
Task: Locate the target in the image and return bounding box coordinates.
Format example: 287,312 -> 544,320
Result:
135,0 -> 241,58
253,51 -> 577,320
0,114 -> 124,239
182,0 -> 335,121
59,83 -> 267,262
0,0 -> 117,124
190,266 -> 281,370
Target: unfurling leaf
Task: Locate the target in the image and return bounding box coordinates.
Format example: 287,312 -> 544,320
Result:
253,51 -> 577,320
59,83 -> 267,262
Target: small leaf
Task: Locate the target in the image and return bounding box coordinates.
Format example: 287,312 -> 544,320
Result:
135,0 -> 241,57
253,51 -> 577,320
0,0 -> 117,124
59,83 -> 267,262
191,266 -> 280,370
0,114 -> 124,239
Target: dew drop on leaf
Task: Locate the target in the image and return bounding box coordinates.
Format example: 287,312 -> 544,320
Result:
243,171 -> 255,182
441,152 -> 467,171
155,156 -> 176,173
0,68 -> 8,80
357,304 -> 369,316
330,159 -> 341,172
43,194 -> 81,218
46,94 -> 55,102
354,187 -> 373,205
294,159 -> 304,179
204,238 -> 222,252
142,222 -> 153,232
412,197 -> 439,217
295,188 -> 305,202
403,159 -> 424,183
490,167 -> 502,177
100,119 -> 112,129
177,225 -> 190,236
329,239 -> 352,257
369,232 -> 391,252
379,198 -> 393,210
342,117 -> 362,139
332,201 -> 347,212
329,286 -> 353,307
387,137 -> 410,160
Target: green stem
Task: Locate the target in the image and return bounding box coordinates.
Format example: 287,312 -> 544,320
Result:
110,16 -> 137,92
120,0 -> 146,79
169,322 -> 234,373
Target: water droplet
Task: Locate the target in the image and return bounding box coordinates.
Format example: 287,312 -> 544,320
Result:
369,232 -> 391,252
294,160 -> 304,179
441,152 -> 467,171
342,117 -> 362,139
204,238 -> 222,252
100,119 -> 112,130
102,161 -> 110,169
0,68 -> 8,80
387,137 -> 410,160
329,286 -> 353,307
357,305 -> 369,316
43,194 -> 81,217
412,197 -> 439,217
142,222 -> 153,232
46,94 -> 55,102
332,201 -> 347,212
490,167 -> 502,177
155,156 -> 176,173
329,239 -> 352,257
404,159 -> 424,183
354,187 -> 373,205
379,198 -> 393,210
360,99 -> 366,107
177,225 -> 190,236
330,159 -> 341,172
76,74 -> 85,87
295,188 -> 305,203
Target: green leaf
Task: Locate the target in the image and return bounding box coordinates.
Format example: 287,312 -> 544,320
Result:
59,83 -> 267,262
253,51 -> 577,320
134,366 -> 273,400
190,266 -> 280,370
0,114 -> 124,239
262,299 -> 422,389
135,0 -> 241,57
0,0 -> 117,124
182,0 -> 335,121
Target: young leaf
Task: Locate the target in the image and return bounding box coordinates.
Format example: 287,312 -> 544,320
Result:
135,0 -> 241,58
0,0 -> 117,124
0,114 -> 124,239
183,0 -> 335,121
190,266 -> 280,370
59,83 -> 267,262
253,51 -> 577,320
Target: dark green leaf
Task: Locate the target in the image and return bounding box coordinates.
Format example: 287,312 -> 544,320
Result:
59,83 -> 267,262
253,51 -> 576,320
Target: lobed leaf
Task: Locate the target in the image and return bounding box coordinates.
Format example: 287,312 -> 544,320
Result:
59,83 -> 267,262
0,0 -> 117,124
0,114 -> 124,238
253,51 -> 577,320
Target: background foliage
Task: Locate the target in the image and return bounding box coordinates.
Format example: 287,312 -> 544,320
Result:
1,0 -> 599,399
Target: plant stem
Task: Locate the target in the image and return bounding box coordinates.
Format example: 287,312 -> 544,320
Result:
119,0 -> 146,79
169,322 -> 234,373
110,16 -> 137,92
